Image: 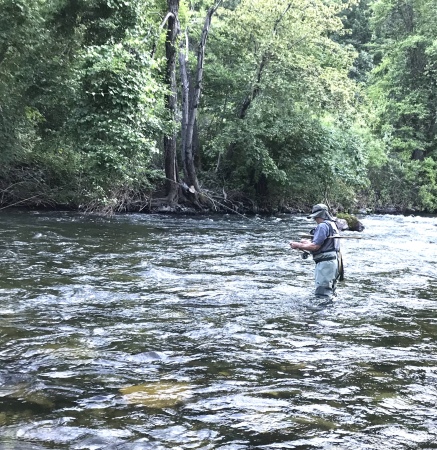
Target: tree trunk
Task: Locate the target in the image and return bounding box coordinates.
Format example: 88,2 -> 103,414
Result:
239,53 -> 268,119
238,4 -> 291,119
226,3 -> 292,178
411,149 -> 425,161
179,35 -> 189,184
163,0 -> 180,203
179,2 -> 222,194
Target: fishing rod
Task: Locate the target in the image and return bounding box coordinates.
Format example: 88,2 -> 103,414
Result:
293,232 -> 362,260
161,177 -> 360,262
298,234 -> 362,239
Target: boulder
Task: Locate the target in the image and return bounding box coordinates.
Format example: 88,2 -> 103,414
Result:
335,218 -> 349,231
336,213 -> 365,232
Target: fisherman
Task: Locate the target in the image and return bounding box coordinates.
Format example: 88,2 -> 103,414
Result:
289,204 -> 343,305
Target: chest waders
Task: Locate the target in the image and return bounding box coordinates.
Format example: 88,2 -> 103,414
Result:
313,221 -> 343,300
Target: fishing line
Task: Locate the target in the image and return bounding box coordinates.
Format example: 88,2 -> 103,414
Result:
154,176 -> 361,261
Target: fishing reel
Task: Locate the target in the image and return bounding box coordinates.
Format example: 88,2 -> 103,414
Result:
301,251 -> 310,260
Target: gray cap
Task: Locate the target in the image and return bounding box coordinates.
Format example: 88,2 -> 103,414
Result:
307,203 -> 334,221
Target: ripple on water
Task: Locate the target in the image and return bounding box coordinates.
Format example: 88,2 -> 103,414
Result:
1,212 -> 437,448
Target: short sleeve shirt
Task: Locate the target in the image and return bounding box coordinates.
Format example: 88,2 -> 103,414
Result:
312,221 -> 339,255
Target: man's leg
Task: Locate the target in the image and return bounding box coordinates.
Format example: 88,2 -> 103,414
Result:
314,260 -> 338,301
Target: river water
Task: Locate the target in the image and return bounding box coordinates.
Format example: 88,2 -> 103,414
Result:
0,210 -> 436,449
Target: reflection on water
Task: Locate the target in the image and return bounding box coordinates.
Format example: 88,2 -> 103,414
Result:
0,210 -> 437,449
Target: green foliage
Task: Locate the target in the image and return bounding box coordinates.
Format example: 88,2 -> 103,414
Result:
368,0 -> 437,158
1,0 -> 435,213
0,0 -> 46,162
0,0 -> 167,210
65,0 -> 167,209
335,0 -> 374,83
364,0 -> 437,212
73,41 -> 164,202
203,96 -> 368,209
199,0 -> 370,208
0,0 -> 83,207
367,156 -> 437,212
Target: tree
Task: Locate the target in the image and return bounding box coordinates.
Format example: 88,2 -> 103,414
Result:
199,0 -> 366,208
0,0 -> 166,210
179,1 -> 222,195
369,0 -> 437,160
336,0 -> 374,83
163,0 -> 181,203
63,0 -> 166,210
0,0 -> 80,206
367,0 -> 437,211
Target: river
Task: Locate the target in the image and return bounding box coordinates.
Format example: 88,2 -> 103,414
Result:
0,210 -> 436,449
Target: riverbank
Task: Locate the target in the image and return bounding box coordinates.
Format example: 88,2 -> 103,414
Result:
0,200 -> 429,218
0,180 -> 431,218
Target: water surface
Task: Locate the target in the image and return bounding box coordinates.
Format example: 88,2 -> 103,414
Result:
0,211 -> 436,449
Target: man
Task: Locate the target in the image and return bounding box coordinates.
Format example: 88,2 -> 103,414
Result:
289,204 -> 342,305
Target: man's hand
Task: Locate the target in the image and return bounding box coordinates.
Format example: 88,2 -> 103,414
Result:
290,239 -> 320,252
290,239 -> 310,250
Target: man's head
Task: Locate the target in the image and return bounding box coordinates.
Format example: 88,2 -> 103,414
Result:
307,204 -> 334,221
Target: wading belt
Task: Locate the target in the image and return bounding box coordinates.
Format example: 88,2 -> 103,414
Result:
313,252 -> 337,264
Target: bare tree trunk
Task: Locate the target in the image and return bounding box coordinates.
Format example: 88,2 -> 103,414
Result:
179,2 -> 222,194
163,0 -> 180,203
179,33 -> 189,183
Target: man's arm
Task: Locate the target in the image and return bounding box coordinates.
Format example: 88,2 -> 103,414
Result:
289,239 -> 321,252
290,223 -> 329,252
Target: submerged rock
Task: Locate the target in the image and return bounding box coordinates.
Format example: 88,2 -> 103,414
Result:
120,381 -> 192,408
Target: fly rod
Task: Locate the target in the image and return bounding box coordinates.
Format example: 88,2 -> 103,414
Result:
298,234 -> 362,239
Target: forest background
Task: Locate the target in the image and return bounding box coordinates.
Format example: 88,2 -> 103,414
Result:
0,0 -> 436,215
